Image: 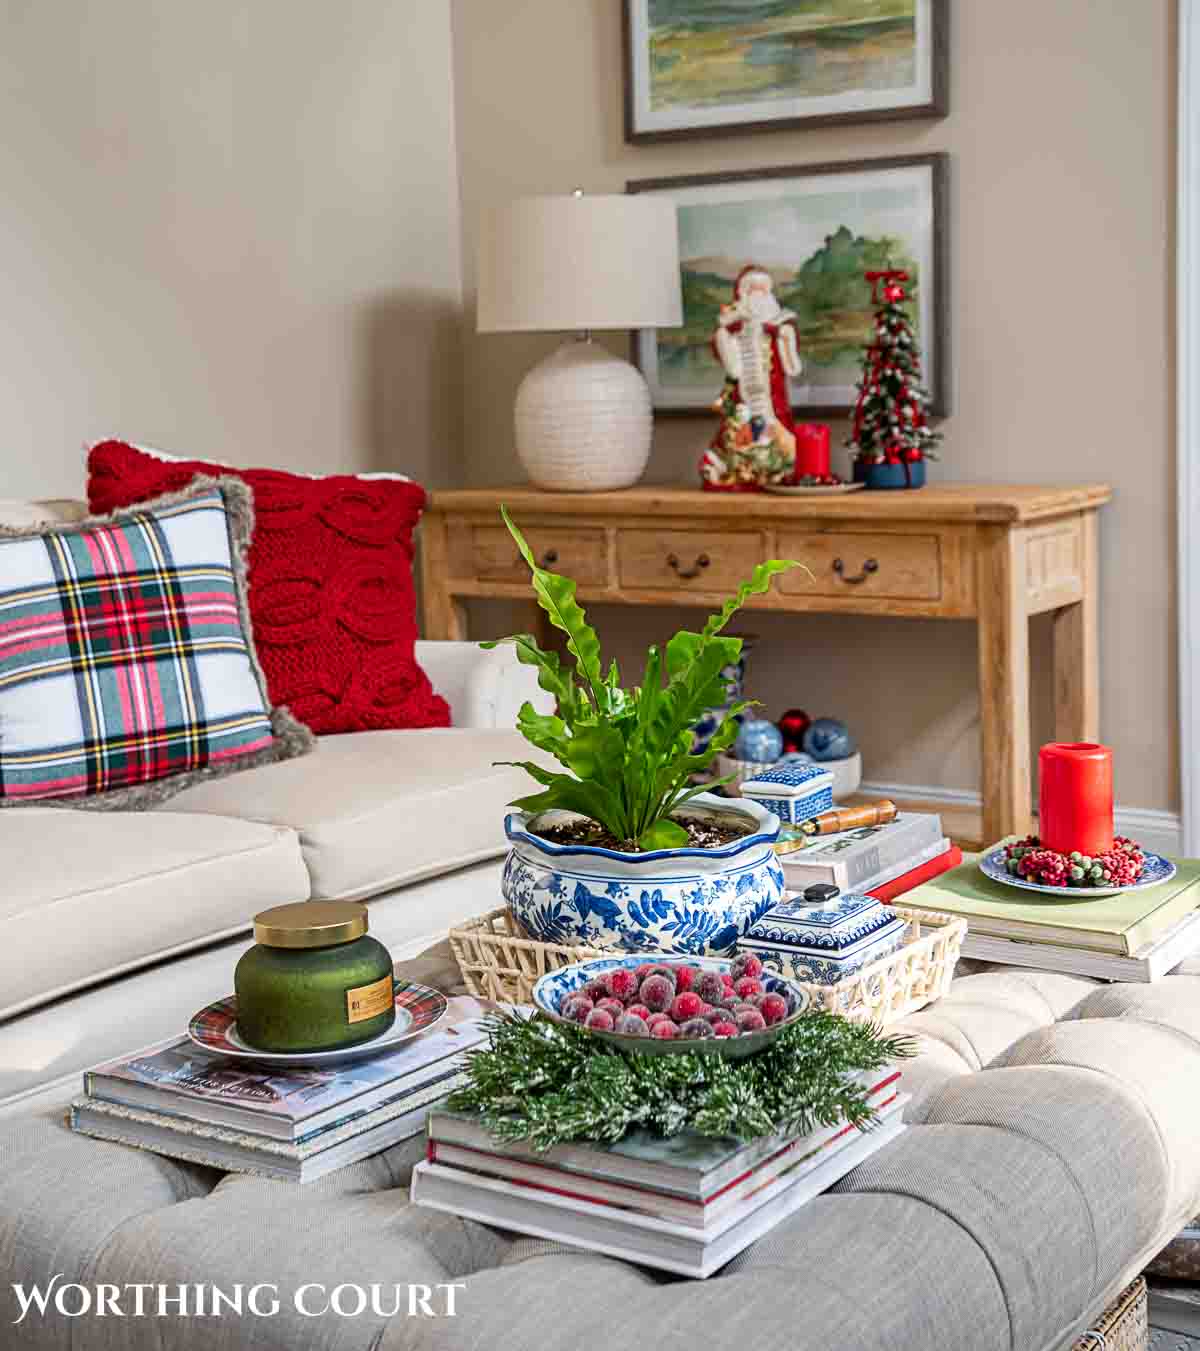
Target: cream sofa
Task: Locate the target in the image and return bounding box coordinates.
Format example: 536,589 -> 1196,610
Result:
0,595 -> 547,1114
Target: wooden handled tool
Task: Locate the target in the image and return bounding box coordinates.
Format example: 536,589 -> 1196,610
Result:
800,800 -> 898,836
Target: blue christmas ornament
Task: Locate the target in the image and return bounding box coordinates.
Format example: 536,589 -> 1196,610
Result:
802,717 -> 857,762
734,718 -> 784,765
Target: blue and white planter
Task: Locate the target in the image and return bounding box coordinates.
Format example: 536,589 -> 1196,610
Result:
502,793 -> 785,956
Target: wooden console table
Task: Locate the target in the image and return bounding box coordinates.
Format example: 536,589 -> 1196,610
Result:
421,484 -> 1112,845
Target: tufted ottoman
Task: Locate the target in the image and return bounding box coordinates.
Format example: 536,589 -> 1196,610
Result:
2,967 -> 1199,1351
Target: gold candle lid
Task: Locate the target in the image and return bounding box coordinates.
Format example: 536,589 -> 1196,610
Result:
253,901 -> 368,949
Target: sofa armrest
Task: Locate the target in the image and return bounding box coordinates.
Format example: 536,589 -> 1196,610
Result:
416,640 -> 553,730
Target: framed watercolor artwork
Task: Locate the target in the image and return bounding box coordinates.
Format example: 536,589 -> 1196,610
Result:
628,152 -> 949,419
623,0 -> 947,142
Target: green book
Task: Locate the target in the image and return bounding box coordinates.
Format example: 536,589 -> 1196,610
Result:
905,857 -> 1200,955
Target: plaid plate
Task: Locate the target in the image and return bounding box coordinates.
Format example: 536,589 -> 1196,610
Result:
0,486 -> 276,802
188,981 -> 451,1063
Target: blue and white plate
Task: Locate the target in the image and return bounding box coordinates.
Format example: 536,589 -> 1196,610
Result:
532,955 -> 806,1060
979,847 -> 1176,900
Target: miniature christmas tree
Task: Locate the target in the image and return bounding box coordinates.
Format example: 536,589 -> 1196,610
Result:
846,269 -> 941,483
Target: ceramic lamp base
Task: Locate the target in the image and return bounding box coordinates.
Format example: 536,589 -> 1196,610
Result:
514,338 -> 652,491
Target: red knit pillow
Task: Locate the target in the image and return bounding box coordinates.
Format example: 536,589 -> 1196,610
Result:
87,441 -> 450,735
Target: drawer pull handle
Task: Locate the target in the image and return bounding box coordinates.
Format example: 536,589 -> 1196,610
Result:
517,548 -> 559,569
667,552 -> 710,580
832,557 -> 879,585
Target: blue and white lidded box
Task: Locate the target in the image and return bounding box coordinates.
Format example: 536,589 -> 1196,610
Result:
739,762 -> 834,825
738,883 -> 908,986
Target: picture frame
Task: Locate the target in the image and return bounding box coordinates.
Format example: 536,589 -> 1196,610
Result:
623,0 -> 948,143
627,152 -> 950,420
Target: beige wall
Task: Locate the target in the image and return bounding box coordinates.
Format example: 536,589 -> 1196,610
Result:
451,0 -> 1177,814
1,2 -> 1175,814
0,0 -> 464,497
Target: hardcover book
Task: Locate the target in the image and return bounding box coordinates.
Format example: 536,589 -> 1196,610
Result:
427,1073 -> 901,1225
412,1102 -> 907,1279
906,858 -> 1200,956
83,1006 -> 487,1142
70,1074 -> 462,1184
427,1068 -> 899,1202
777,813 -> 944,891
869,843 -> 963,903
958,908 -> 1200,982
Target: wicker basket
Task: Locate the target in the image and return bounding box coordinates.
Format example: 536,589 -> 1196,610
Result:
1071,1277 -> 1148,1351
448,904 -> 965,1024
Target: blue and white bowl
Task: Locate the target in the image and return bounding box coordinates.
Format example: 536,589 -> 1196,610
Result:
502,793 -> 785,956
532,954 -> 806,1058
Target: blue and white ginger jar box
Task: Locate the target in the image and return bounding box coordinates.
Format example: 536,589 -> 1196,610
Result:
738,884 -> 908,985
739,762 -> 834,826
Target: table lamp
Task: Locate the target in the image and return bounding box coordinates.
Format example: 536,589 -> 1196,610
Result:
477,192 -> 683,492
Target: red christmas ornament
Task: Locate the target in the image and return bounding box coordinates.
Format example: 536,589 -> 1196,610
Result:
777,709 -> 811,753
884,284 -> 906,302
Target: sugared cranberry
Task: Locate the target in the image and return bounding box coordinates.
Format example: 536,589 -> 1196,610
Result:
560,995 -> 593,1023
731,953 -> 763,982
605,969 -> 639,1000
759,993 -> 788,1026
639,975 -> 674,1012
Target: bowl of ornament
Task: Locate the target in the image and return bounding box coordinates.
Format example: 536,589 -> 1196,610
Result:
532,953 -> 806,1059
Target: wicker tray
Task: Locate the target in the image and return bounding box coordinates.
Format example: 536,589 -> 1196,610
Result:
1072,1277 -> 1147,1351
448,904 -> 966,1025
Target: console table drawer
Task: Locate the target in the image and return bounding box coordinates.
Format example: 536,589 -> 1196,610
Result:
468,526 -> 608,585
778,531 -> 942,601
617,528 -> 764,591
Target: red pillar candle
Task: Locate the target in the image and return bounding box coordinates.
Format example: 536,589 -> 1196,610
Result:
793,423 -> 831,480
1038,742 -> 1114,856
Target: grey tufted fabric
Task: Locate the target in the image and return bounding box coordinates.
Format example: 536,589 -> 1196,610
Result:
2,968 -> 1199,1351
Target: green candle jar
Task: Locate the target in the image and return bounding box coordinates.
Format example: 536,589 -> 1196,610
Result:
234,901 -> 395,1053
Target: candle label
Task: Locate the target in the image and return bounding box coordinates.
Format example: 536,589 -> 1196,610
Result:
346,974 -> 393,1024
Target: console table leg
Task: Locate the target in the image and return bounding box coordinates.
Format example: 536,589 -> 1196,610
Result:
977,526 -> 1032,843
1052,512 -> 1100,742
419,515 -> 468,640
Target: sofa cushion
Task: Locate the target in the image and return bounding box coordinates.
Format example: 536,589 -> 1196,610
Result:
0,865 -> 502,1110
0,499 -> 87,528
156,728 -> 540,900
0,808 -> 309,1020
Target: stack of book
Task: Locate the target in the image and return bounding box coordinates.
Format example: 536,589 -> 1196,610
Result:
411,1070 -> 907,1278
906,858 -> 1200,981
777,809 -> 962,902
70,1008 -> 488,1183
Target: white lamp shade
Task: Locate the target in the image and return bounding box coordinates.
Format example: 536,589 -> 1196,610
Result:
477,194 -> 683,333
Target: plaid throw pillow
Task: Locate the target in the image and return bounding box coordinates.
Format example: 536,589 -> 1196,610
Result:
0,476 -> 313,808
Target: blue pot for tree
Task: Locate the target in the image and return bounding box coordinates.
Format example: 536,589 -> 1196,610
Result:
853,458 -> 927,490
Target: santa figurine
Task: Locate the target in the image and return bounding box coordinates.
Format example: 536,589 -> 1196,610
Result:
700,265 -> 804,491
